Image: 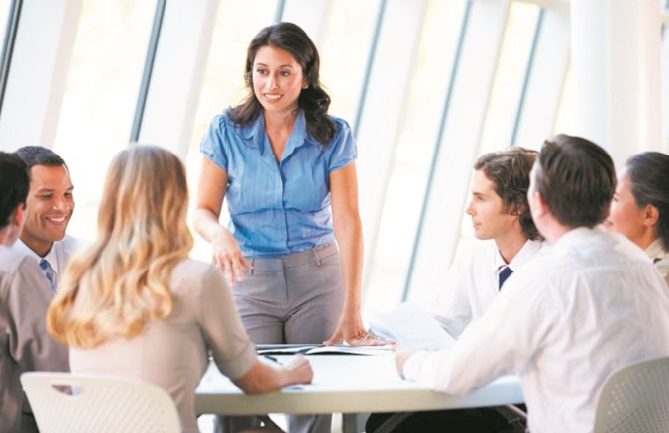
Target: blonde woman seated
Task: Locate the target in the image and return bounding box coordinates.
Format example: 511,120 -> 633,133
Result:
47,145 -> 312,433
605,151 -> 669,285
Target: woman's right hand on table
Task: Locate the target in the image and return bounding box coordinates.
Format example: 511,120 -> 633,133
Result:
282,354 -> 314,386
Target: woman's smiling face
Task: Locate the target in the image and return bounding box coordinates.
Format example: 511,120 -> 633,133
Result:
252,45 -> 307,116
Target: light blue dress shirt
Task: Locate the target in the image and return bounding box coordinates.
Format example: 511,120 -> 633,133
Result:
200,110 -> 357,257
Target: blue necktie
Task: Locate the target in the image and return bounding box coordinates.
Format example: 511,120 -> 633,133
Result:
498,266 -> 513,290
39,259 -> 57,292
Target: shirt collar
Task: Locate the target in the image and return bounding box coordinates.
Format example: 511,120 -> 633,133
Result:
237,112 -> 266,153
14,238 -> 60,275
554,226 -> 601,249
237,110 -> 313,157
645,238 -> 669,263
494,238 -> 543,272
282,112 -> 309,159
493,247 -> 507,271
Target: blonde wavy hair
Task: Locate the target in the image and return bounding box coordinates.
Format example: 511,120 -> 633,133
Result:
48,145 -> 193,348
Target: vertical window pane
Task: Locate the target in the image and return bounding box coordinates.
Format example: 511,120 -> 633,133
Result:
318,0 -> 379,123
478,2 -> 540,156
185,0 -> 278,261
363,0 -> 467,311
0,0 -> 12,49
0,0 -> 15,102
661,1 -> 669,149
553,67 -> 577,135
53,0 -> 155,241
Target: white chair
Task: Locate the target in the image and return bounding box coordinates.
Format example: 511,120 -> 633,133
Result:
21,372 -> 180,433
593,357 -> 669,433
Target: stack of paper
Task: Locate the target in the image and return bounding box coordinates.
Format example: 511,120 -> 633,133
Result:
256,344 -> 395,356
367,302 -> 455,350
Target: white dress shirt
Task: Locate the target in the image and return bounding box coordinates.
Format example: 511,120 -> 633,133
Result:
428,238 -> 544,338
403,227 -> 669,433
645,238 -> 669,286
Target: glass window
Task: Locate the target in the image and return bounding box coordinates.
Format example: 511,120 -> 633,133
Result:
478,1 -> 541,156
185,0 -> 279,260
661,1 -> 669,149
317,0 -> 379,124
0,0 -> 16,105
362,0 -> 467,310
53,0 -> 156,241
553,67 -> 577,136
0,0 -> 13,55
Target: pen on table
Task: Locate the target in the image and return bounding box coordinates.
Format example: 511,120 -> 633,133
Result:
263,355 -> 283,366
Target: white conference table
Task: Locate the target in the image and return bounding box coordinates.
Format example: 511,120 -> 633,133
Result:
195,354 -> 523,432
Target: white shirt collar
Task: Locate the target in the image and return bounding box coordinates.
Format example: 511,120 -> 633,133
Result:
14,238 -> 60,276
645,238 -> 669,263
494,238 -> 544,272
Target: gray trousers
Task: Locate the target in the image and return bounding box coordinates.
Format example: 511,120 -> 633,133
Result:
216,242 -> 345,433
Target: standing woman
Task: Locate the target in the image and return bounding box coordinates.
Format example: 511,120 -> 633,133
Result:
194,23 -> 383,354
194,21 -> 383,433
605,151 -> 669,285
47,145 -> 312,433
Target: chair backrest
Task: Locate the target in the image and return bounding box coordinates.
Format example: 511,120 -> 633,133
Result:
21,372 -> 181,433
593,357 -> 669,433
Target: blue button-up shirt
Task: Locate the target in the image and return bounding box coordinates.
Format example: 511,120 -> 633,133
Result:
200,110 -> 357,257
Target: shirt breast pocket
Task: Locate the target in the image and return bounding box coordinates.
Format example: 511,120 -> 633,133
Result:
283,158 -> 330,211
227,161 -> 283,214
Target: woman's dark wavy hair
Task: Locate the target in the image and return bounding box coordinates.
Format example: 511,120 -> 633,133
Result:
475,147 -> 542,241
624,152 -> 669,251
229,22 -> 336,146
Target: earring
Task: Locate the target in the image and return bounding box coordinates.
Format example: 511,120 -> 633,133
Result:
302,84 -> 309,89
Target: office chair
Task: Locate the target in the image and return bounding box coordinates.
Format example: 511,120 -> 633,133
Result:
21,372 -> 180,433
593,356 -> 669,433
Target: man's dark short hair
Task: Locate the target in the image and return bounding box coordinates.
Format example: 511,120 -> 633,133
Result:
0,152 -> 29,228
15,146 -> 66,170
533,134 -> 616,228
475,147 -> 541,241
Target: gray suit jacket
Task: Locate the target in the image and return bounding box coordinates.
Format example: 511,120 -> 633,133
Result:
0,246 -> 69,433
